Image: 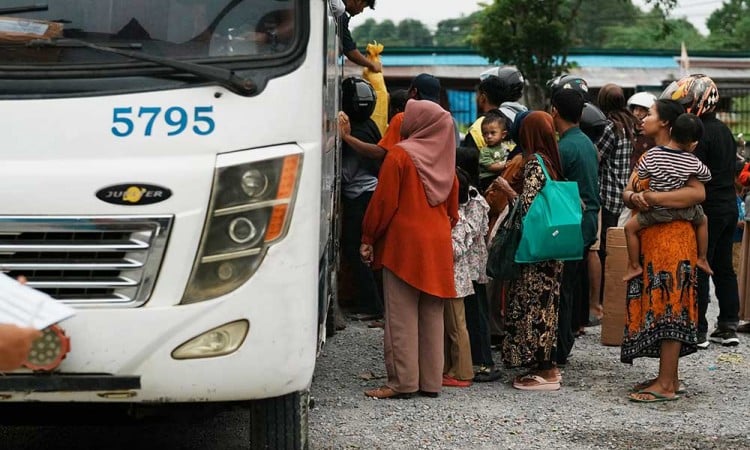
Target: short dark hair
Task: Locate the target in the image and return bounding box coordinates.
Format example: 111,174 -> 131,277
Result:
477,76 -> 505,107
551,89 -> 585,123
365,0 -> 376,8
456,146 -> 480,188
654,99 -> 685,128
388,89 -> 409,119
481,110 -> 511,133
671,113 -> 704,145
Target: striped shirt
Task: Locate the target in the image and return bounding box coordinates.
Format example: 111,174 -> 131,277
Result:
636,146 -> 712,194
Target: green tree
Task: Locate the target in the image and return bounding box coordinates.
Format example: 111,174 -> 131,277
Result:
471,0 -> 678,108
705,0 -> 750,50
472,0 -> 585,108
351,18 -> 377,47
570,0 -> 641,48
397,19 -> 433,47
434,12 -> 481,47
602,8 -> 707,50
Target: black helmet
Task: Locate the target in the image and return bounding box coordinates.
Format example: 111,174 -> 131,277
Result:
547,74 -> 590,101
479,66 -> 525,102
579,103 -> 608,143
341,77 -> 377,122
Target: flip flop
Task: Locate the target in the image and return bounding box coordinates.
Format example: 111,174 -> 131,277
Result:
631,379 -> 687,395
628,390 -> 680,403
512,374 -> 560,391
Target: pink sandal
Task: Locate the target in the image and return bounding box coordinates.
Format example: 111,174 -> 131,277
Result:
512,374 -> 561,391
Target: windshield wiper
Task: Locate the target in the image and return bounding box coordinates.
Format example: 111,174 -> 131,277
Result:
27,38 -> 257,96
0,4 -> 48,14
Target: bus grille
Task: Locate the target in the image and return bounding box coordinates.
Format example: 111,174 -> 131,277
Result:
0,216 -> 172,307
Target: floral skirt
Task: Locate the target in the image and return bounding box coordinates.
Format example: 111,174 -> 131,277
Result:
621,220 -> 699,363
502,260 -> 563,368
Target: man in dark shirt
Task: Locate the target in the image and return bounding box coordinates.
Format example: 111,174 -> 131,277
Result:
339,0 -> 382,73
340,77 -> 383,319
695,112 -> 741,347
550,89 -> 601,365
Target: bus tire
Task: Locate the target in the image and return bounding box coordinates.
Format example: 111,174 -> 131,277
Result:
248,390 -> 309,450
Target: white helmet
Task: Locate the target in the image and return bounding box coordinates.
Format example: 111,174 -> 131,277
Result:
627,92 -> 657,110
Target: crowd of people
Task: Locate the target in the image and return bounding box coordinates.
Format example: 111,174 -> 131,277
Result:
337,68 -> 750,403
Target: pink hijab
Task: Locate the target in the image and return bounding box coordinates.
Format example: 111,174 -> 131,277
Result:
398,100 -> 456,206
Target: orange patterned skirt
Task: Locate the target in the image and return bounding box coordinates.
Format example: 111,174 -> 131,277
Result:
621,220 -> 699,363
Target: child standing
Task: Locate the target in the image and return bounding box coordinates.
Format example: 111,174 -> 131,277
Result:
444,168 -> 490,387
478,111 -> 513,192
624,113 -> 713,281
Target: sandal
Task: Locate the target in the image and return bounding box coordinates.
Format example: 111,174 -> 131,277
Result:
631,379 -> 687,395
628,390 -> 680,403
512,374 -> 561,391
442,375 -> 472,387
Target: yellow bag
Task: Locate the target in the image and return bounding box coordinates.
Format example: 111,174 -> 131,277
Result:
363,42 -> 388,136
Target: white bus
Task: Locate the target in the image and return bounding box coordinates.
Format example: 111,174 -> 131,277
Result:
0,1 -> 340,447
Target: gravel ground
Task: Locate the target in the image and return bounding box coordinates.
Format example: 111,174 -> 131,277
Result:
309,300 -> 750,450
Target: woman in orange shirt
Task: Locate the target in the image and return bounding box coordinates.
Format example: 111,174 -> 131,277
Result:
360,100 -> 459,399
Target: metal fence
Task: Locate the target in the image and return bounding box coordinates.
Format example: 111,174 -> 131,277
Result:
718,87 -> 750,140
446,89 -> 477,133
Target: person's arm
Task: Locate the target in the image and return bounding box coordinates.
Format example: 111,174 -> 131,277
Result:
342,133 -> 386,159
595,123 -> 616,161
642,177 -> 706,209
488,161 -> 506,173
448,176 -> 460,228
739,162 -> 750,186
339,112 -> 386,159
345,48 -> 381,72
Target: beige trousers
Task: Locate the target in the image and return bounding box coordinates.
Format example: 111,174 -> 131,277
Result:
383,268 -> 445,394
443,298 -> 475,381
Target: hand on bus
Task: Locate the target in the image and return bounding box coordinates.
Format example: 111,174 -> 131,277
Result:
359,244 -> 374,266
338,112 -> 351,137
0,324 -> 41,371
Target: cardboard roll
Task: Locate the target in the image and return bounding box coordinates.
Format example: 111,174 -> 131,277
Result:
23,325 -> 70,372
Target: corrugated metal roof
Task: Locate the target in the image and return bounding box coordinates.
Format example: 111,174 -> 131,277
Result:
380,53 -> 678,69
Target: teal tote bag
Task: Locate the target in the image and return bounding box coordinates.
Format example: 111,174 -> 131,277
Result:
515,154 -> 584,263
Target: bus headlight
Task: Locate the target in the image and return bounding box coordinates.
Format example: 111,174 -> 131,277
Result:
181,154 -> 301,304
172,320 -> 249,359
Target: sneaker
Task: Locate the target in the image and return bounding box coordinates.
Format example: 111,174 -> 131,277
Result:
709,328 -> 740,347
696,332 -> 710,349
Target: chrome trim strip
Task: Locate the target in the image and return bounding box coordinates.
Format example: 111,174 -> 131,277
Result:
213,198 -> 290,217
201,247 -> 262,263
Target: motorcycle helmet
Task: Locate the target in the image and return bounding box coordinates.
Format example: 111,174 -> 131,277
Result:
579,103 -> 608,143
627,92 -> 657,110
547,74 -> 590,100
341,77 -> 377,122
479,66 -> 525,102
660,74 -> 719,117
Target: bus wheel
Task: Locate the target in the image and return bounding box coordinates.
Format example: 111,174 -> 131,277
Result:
248,390 -> 309,450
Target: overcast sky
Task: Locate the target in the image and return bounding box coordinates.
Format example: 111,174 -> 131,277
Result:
368,0 -> 721,35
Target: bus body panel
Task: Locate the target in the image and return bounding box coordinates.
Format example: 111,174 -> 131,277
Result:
0,1 -> 334,403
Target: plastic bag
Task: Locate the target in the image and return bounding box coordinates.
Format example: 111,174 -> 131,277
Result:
363,42 -> 388,136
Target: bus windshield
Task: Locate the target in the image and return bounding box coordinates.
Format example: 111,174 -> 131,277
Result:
0,0 -> 299,64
